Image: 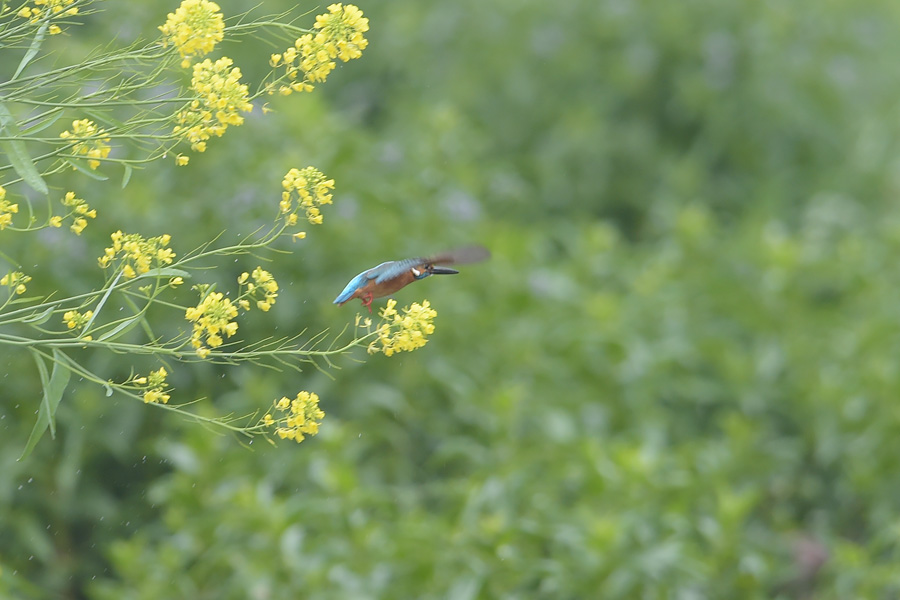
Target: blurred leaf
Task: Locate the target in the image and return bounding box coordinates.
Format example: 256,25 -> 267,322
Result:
12,20 -> 47,80
121,163 -> 133,189
0,102 -> 48,194
20,349 -> 70,461
21,305 -> 57,325
65,158 -> 109,181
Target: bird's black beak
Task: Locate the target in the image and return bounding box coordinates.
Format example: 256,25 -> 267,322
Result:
430,266 -> 459,275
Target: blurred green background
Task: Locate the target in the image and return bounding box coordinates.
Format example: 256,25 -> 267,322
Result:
4,0 -> 900,597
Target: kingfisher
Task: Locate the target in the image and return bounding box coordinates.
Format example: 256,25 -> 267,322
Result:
334,245 -> 490,312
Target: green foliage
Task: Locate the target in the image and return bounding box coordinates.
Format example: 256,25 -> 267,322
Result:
4,0 -> 900,598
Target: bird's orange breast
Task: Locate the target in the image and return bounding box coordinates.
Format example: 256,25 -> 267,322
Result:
361,270 -> 417,300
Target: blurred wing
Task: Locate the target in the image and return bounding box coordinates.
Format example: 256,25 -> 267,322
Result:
428,245 -> 491,266
373,258 -> 425,284
333,261 -> 392,304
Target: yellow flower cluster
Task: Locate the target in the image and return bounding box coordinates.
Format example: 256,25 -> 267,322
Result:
185,292 -> 238,358
135,367 -> 171,404
159,0 -> 224,68
237,267 -> 278,312
367,299 -> 438,357
49,191 -> 96,235
269,3 -> 369,95
98,231 -> 176,279
280,166 -> 334,233
0,186 -> 18,230
17,0 -> 78,34
63,309 -> 92,330
1,271 -> 31,295
174,57 -> 253,153
262,391 -> 325,443
60,119 -> 111,170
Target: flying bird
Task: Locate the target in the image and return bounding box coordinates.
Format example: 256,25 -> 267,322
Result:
334,245 -> 490,312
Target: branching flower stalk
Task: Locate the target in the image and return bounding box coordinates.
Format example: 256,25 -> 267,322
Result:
0,195 -> 434,439
0,1 -> 434,457
0,0 -> 369,188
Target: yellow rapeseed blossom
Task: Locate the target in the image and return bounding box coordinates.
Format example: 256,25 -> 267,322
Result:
17,0 -> 78,28
269,3 -> 368,95
98,231 -> 175,278
237,266 -> 279,312
185,291 -> 238,356
173,57 -> 253,153
280,166 -> 334,227
59,119 -> 111,169
63,309 -> 93,330
312,3 -> 369,62
1,271 -> 31,295
0,185 -> 18,230
56,191 -> 97,235
262,391 -> 325,443
367,299 -> 437,357
139,367 -> 171,404
159,0 -> 224,68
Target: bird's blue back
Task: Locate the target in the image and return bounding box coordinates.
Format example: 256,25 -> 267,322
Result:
333,260 -> 399,304
372,258 -> 425,284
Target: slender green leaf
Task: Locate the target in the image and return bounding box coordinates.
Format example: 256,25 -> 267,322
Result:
97,314 -> 144,342
7,294 -> 44,306
122,163 -> 133,189
0,102 -> 48,194
121,294 -> 156,342
65,158 -> 109,181
12,20 -> 47,80
19,108 -> 64,136
20,349 -> 70,461
82,269 -> 122,335
136,267 -> 191,280
22,304 -> 57,325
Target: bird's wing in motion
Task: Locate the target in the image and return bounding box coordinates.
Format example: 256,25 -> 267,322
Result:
428,245 -> 491,266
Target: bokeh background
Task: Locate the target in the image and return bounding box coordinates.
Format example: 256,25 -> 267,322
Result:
4,0 -> 900,597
